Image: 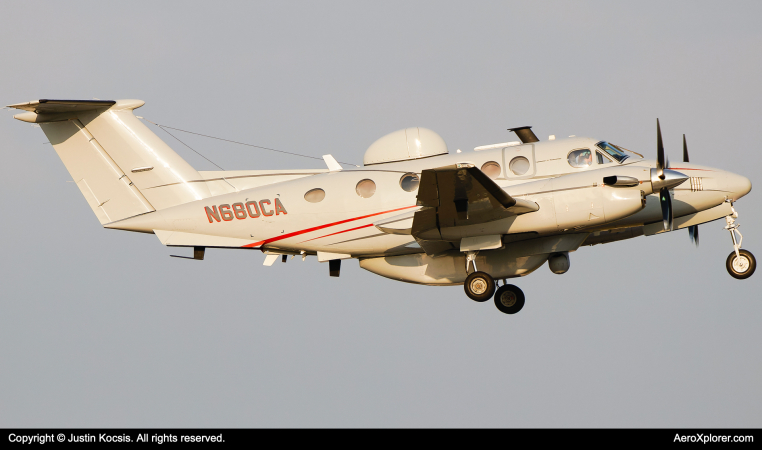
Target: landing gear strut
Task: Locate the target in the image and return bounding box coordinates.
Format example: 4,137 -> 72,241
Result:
463,251 -> 496,301
724,202 -> 756,279
462,251 -> 527,313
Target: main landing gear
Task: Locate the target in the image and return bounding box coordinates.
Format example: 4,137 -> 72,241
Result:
464,271 -> 495,302
494,283 -> 525,314
724,203 -> 756,279
463,252 -> 525,314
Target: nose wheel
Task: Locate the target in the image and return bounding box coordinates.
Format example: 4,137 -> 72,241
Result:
724,203 -> 756,279
727,249 -> 756,279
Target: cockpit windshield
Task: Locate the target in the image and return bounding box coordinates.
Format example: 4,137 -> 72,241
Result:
596,141 -> 630,163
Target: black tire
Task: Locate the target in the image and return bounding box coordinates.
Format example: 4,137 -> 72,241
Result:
494,284 -> 525,314
464,271 -> 495,302
726,249 -> 756,280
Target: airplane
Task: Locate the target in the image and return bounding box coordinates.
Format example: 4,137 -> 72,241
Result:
7,98 -> 755,314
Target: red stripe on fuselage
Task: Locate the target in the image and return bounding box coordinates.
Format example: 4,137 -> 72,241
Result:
242,205 -> 417,248
300,223 -> 375,243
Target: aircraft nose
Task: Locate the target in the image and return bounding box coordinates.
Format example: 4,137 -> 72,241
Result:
726,172 -> 752,201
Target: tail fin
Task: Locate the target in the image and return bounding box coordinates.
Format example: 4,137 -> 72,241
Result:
8,99 -> 210,224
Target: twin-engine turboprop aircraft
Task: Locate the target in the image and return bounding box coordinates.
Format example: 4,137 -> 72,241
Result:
8,99 -> 755,314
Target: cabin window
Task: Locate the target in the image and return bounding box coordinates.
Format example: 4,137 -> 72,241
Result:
509,156 -> 530,175
597,151 -> 613,165
304,188 -> 325,203
596,141 -> 629,163
568,149 -> 593,168
355,179 -> 376,198
481,161 -> 501,178
400,173 -> 420,192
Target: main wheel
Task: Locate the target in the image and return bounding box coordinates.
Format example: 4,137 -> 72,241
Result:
464,271 -> 495,302
726,249 -> 756,279
494,284 -> 525,314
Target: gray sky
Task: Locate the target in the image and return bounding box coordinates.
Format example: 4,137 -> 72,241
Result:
1,0 -> 761,427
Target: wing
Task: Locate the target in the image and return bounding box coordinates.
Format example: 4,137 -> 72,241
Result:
411,164 -> 539,255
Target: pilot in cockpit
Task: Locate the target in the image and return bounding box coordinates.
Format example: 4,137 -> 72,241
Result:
579,150 -> 592,166
567,148 -> 600,168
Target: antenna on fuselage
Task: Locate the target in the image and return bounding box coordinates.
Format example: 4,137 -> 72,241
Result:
507,126 -> 540,144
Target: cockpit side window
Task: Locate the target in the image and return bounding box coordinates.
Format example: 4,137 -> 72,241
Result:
568,148 -> 593,168
596,141 -> 629,163
597,151 -> 613,164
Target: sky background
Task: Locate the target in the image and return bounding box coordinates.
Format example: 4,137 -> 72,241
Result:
1,1 -> 761,427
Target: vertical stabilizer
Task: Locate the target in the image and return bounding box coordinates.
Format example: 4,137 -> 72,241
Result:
9,99 -> 211,225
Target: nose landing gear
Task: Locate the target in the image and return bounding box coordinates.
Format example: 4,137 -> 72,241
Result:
724,203 -> 756,279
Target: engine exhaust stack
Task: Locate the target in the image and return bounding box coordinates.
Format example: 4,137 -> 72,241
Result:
508,126 -> 539,144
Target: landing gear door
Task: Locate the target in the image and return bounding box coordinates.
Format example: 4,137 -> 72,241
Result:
502,144 -> 536,179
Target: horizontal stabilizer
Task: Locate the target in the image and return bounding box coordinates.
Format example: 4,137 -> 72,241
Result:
7,99 -> 116,114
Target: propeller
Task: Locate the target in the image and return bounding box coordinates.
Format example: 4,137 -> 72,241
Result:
683,133 -> 699,246
656,119 -> 665,178
651,119 -> 689,232
688,224 -> 699,246
657,119 -> 672,231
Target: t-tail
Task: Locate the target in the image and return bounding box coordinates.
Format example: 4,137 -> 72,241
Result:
8,99 -> 211,224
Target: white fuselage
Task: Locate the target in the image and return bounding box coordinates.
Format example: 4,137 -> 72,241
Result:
108,137 -> 751,260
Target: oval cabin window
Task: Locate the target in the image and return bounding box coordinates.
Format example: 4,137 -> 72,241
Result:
399,173 -> 420,192
481,161 -> 501,179
509,156 -> 530,175
355,179 -> 376,198
567,149 -> 593,168
304,188 -> 325,203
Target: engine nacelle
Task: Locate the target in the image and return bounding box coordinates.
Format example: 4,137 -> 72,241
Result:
547,166 -> 650,231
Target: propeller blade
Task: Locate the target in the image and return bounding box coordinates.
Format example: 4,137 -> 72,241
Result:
688,225 -> 699,247
660,187 -> 673,231
683,134 -> 689,163
657,119 -> 665,179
